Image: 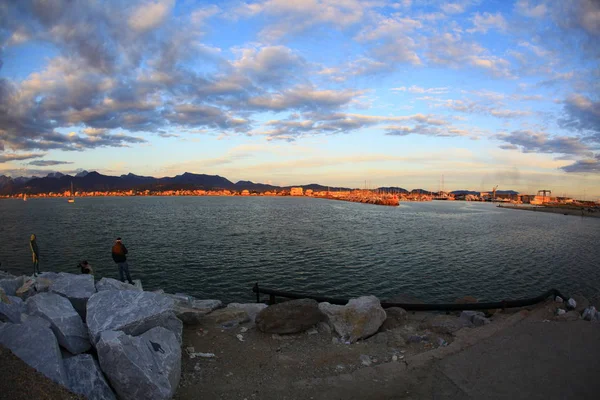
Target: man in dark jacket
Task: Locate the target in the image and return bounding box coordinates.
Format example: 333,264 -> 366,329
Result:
112,237 -> 133,284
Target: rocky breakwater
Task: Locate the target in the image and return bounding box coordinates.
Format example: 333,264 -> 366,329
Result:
0,272 -> 196,400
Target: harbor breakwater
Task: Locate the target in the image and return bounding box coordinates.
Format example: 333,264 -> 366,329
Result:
2,270 -> 600,399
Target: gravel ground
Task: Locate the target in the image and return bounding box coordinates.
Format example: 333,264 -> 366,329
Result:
174,311 -> 456,400
0,345 -> 82,400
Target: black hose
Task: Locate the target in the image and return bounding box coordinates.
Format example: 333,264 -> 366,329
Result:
252,283 -> 568,311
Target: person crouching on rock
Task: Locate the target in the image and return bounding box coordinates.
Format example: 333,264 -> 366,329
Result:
112,237 -> 133,284
78,260 -> 93,274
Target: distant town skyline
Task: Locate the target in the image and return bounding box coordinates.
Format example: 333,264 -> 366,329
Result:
1,1 -> 599,199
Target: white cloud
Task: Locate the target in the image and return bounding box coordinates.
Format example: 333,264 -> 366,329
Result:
468,12 -> 508,33
128,0 -> 175,33
391,86 -> 449,94
514,0 -> 547,18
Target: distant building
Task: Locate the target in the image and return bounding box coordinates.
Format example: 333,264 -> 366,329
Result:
241,190 -> 250,196
305,189 -> 313,196
290,187 -> 304,196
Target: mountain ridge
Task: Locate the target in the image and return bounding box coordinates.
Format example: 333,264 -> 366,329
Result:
0,171 -> 520,196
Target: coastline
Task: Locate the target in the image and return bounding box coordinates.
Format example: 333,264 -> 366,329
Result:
497,204 -> 600,218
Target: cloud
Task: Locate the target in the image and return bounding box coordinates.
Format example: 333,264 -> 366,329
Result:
0,152 -> 45,164
426,33 -> 512,77
128,0 -> 175,33
514,0 -> 547,18
247,86 -> 361,111
441,1 -> 479,15
233,0 -> 373,41
249,112 -> 460,141
468,12 -> 508,33
392,86 -> 449,94
384,125 -> 473,138
496,130 -> 592,156
231,45 -> 306,86
559,95 -> 600,135
354,14 -> 422,65
28,160 -> 74,166
561,155 -> 600,173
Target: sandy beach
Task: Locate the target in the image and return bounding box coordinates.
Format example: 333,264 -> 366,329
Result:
498,204 -> 600,218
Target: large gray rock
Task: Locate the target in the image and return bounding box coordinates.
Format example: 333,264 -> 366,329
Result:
0,295 -> 25,323
0,275 -> 26,296
50,273 -> 96,319
26,292 -> 91,354
227,303 -> 267,324
318,296 -> 387,343
380,307 -> 408,331
167,294 -> 223,325
97,327 -> 181,400
0,322 -> 67,386
21,314 -> 52,329
64,354 -> 116,400
95,277 -> 143,292
255,299 -> 324,334
87,290 -> 182,345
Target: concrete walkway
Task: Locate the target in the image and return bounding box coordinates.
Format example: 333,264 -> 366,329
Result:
290,311 -> 600,400
431,320 -> 600,399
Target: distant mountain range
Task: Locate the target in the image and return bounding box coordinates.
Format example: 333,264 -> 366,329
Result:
0,171 -> 519,196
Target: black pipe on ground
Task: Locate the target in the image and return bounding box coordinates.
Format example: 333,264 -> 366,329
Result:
252,283 -> 568,311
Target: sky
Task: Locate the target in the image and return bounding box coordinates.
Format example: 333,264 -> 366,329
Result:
0,0 -> 599,198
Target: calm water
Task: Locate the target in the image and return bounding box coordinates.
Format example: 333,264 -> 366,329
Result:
1,197 -> 599,303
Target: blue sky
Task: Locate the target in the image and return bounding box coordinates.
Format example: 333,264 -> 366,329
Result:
1,0 -> 599,198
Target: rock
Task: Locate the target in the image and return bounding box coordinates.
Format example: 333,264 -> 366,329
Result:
420,314 -> 473,334
21,314 -> 52,329
571,294 -> 590,313
133,279 -> 143,290
318,296 -> 387,343
0,295 -> 25,323
227,302 -> 267,323
64,354 -> 116,400
50,273 -> 96,319
16,278 -> 37,300
34,277 -> 55,293
472,314 -> 491,326
201,308 -> 249,326
454,296 -> 478,304
566,298 -> 577,310
359,354 -> 372,366
0,287 -> 9,303
256,299 -> 324,334
26,292 -> 91,354
556,308 -> 566,315
317,321 -> 332,334
97,327 -> 181,400
173,298 -> 223,325
0,275 -> 26,296
460,310 -> 490,326
555,296 -> 563,303
380,307 -> 408,331
555,310 -> 580,321
368,331 -> 389,344
582,306 -> 597,321
87,290 -> 182,345
95,277 -> 142,292
0,322 -> 67,386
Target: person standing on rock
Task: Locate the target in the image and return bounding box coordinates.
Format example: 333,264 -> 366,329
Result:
112,237 -> 133,284
30,234 -> 41,276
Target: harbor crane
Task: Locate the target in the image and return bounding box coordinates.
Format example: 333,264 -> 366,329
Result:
492,185 -> 498,201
